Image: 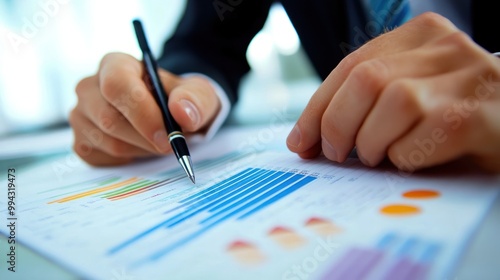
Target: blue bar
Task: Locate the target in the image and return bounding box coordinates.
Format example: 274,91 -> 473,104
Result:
108,217 -> 175,255
108,169 -> 258,254
139,175 -> 317,263
205,171 -> 293,219
165,170 -> 277,228
396,237 -> 419,257
163,169 -> 262,215
202,174 -> 308,225
204,170 -> 280,212
376,232 -> 398,250
185,169 -> 270,209
238,176 -> 316,219
179,168 -> 256,204
132,223 -> 216,268
419,242 -> 440,263
108,169 -> 316,257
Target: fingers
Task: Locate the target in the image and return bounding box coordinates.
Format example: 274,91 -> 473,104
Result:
69,109 -> 155,166
71,52 -> 222,166
75,76 -> 164,154
288,13 -> 459,157
356,79 -> 423,166
160,71 -> 221,133
388,125 -> 463,172
387,107 -> 466,172
98,53 -> 170,153
320,43 -> 471,163
286,75 -> 343,157
385,62 -> 500,172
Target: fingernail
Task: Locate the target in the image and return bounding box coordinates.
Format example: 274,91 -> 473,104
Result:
179,99 -> 200,127
357,152 -> 370,166
321,136 -> 338,162
153,130 -> 170,153
287,125 -> 301,148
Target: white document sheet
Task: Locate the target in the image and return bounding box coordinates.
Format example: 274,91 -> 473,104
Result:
1,124 -> 499,280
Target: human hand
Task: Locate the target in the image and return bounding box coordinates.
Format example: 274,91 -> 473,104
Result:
287,13 -> 500,172
70,52 -> 220,166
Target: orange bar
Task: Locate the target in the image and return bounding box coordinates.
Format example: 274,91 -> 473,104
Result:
48,177 -> 139,204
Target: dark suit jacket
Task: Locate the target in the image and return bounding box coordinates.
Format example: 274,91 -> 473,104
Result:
158,0 -> 499,105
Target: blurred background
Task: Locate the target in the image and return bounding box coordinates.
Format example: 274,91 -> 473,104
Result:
0,0 -> 320,138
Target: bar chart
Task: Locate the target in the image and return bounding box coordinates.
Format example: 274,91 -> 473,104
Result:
3,148 -> 498,280
321,232 -> 441,280
108,167 -> 317,264
46,152 -> 248,204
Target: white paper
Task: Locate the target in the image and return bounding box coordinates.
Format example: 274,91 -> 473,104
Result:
1,124 -> 498,280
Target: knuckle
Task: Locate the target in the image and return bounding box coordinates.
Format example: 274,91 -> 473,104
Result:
384,81 -> 419,113
438,31 -> 475,53
75,77 -> 93,99
73,140 -> 91,159
387,144 -> 403,167
100,52 -> 121,67
129,84 -> 148,103
186,76 -> 212,90
339,51 -> 363,74
106,138 -> 128,157
97,106 -> 120,134
320,111 -> 340,142
447,31 -> 472,46
414,12 -> 455,30
100,72 -> 123,103
350,59 -> 388,90
482,61 -> 500,81
385,79 -> 416,98
68,108 -> 78,127
169,86 -> 192,101
134,102 -> 157,124
456,103 -> 482,137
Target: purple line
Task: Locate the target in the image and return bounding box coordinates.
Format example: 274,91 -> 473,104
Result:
321,248 -> 363,280
322,247 -> 384,280
383,257 -> 415,280
381,256 -> 433,280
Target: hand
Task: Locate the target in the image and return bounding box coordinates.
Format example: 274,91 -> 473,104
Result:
287,13 -> 500,173
70,52 -> 220,166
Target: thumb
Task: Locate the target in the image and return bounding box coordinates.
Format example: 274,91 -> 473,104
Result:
159,72 -> 220,133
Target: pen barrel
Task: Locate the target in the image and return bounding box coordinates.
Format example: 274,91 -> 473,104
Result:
169,134 -> 191,159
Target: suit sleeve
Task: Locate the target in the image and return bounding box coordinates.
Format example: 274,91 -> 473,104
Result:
157,0 -> 274,105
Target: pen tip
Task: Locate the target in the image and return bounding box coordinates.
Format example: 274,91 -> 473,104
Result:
179,155 -> 195,184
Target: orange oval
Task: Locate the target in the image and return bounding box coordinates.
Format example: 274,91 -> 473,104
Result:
380,204 -> 421,216
403,190 -> 440,199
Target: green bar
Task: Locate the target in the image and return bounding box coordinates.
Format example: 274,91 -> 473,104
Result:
101,180 -> 157,198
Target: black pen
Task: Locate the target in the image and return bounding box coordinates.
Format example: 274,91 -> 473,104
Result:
132,19 -> 195,184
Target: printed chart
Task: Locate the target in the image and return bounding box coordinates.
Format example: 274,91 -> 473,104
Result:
1,150 -> 498,280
